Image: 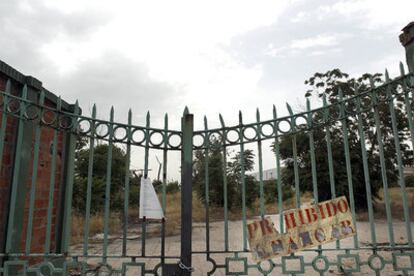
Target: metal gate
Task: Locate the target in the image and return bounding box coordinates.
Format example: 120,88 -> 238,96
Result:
1,48 -> 414,276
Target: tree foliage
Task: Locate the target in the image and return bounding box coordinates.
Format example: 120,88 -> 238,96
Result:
73,144 -> 140,212
278,69 -> 412,209
193,139 -> 258,208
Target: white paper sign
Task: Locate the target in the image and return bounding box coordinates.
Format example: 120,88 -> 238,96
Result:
139,177 -> 164,219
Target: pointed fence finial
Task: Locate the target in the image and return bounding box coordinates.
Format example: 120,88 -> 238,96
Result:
256,108 -> 260,121
92,104 -> 97,117
164,113 -> 168,130
219,113 -> 225,127
5,80 -> 11,94
322,94 -> 328,106
110,106 -> 114,121
385,69 -> 390,83
286,103 -> 293,116
204,116 -> 208,129
127,108 -> 132,124
272,105 -> 277,119
400,62 -> 406,76
183,106 -> 189,115
57,96 -> 62,110
238,110 -> 243,123
306,98 -> 311,111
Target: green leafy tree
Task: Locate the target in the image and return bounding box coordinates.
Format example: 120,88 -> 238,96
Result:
277,69 -> 411,209
193,138 -> 258,208
73,144 -> 140,212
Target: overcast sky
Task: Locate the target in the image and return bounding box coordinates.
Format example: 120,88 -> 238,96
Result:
1,0 -> 413,179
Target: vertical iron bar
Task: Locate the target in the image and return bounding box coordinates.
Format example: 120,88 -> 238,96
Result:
161,114 -> 168,267
103,107 -> 114,262
83,104 -> 96,256
287,104 -> 301,208
256,109 -> 265,218
355,87 -> 377,246
141,111 -> 150,257
273,106 -> 284,233
219,114 -> 229,251
25,90 -> 44,254
322,96 -> 339,249
122,109 -> 132,256
45,97 -> 61,253
5,85 -> 27,253
61,101 -> 80,253
0,80 -> 11,175
368,79 -> 395,247
204,116 -> 210,254
238,111 -> 248,251
338,88 -> 358,248
181,107 -> 193,276
385,70 -> 412,246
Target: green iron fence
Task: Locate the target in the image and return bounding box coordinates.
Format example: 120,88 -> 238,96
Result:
0,61 -> 414,275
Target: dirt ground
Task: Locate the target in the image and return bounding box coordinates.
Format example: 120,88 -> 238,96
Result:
71,214 -> 414,275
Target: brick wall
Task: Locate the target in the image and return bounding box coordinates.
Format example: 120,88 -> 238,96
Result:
0,61 -> 75,259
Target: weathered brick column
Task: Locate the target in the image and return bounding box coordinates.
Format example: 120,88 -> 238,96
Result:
0,60 -> 78,264
400,21 -> 414,73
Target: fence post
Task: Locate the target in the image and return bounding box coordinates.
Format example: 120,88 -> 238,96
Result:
400,21 -> 414,72
180,107 -> 193,275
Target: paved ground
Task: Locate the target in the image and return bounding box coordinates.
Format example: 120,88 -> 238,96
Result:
71,215 -> 414,275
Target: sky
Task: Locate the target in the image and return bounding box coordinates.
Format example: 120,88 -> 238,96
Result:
1,0 -> 413,180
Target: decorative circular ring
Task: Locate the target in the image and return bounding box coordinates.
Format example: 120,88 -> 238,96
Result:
260,123 -> 274,138
294,115 -> 308,129
78,119 -> 92,134
24,104 -> 40,120
225,129 -> 240,144
59,114 -> 74,129
311,255 -> 329,273
41,109 -> 58,125
168,133 -> 182,148
258,259 -> 274,274
150,130 -> 164,147
131,128 -> 146,144
7,98 -> 21,114
113,125 -> 128,141
277,119 -> 291,133
95,122 -> 110,138
367,254 -> 385,272
193,133 -> 205,148
243,126 -> 258,141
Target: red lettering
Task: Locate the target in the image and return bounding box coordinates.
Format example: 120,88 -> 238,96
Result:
298,210 -> 306,225
325,202 -> 337,217
318,204 -> 326,219
284,212 -> 296,230
247,222 -> 259,239
337,198 -> 349,213
305,207 -> 318,223
259,219 -> 274,235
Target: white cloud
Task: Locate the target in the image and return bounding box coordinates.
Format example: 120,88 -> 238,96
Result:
290,34 -> 339,49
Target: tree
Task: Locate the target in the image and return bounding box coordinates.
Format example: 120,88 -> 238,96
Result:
277,69 -> 411,210
73,144 -> 140,212
193,138 -> 258,208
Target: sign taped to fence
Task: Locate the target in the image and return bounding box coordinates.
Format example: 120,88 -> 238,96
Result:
139,177 -> 164,220
247,196 -> 355,262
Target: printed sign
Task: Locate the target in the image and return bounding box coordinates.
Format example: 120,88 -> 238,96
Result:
247,196 -> 355,262
139,177 -> 164,220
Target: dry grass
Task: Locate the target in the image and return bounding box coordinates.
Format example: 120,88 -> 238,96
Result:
372,187 -> 414,220
71,213 -> 122,244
